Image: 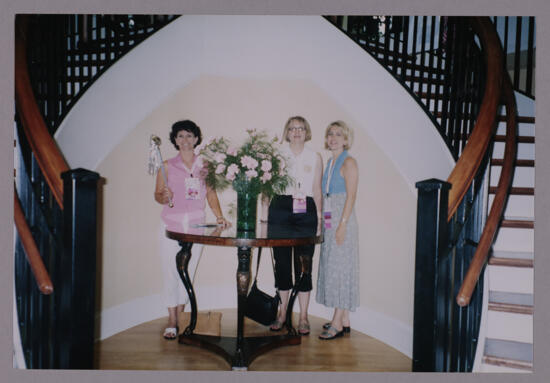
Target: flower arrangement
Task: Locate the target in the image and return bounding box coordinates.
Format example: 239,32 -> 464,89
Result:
197,129 -> 293,198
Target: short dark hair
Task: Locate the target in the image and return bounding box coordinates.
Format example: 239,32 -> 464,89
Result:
169,120 -> 202,149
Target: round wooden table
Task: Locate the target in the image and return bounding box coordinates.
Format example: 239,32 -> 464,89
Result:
166,221 -> 323,370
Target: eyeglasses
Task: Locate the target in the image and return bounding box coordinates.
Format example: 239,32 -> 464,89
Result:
288,126 -> 306,132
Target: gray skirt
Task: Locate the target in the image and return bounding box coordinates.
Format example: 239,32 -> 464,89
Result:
316,193 -> 360,311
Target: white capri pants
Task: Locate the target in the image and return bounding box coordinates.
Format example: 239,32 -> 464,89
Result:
159,226 -> 204,308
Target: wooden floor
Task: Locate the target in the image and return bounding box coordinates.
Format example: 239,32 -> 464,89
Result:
95,309 -> 411,372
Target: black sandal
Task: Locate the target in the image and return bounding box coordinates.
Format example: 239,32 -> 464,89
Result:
319,325 -> 344,340
323,322 -> 350,333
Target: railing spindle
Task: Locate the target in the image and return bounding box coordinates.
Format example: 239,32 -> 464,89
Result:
513,17 -> 522,89
526,16 -> 535,95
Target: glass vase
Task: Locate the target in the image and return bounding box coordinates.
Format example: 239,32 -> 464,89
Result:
236,191 -> 258,232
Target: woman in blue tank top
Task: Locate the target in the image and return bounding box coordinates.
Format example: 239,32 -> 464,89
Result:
316,120 -> 360,340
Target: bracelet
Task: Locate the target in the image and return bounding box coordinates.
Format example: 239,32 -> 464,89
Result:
216,216 -> 224,220
341,217 -> 347,223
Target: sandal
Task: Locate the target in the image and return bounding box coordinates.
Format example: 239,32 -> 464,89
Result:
319,325 -> 344,340
323,322 -> 350,333
270,319 -> 285,332
163,326 -> 178,340
298,320 -> 310,336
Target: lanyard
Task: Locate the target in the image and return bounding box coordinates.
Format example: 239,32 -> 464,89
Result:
180,155 -> 199,177
325,157 -> 337,197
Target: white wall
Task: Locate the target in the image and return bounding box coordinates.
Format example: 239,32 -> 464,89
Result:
55,15 -> 455,357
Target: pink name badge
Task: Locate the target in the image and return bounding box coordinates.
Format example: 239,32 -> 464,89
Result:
324,211 -> 332,229
293,197 -> 307,214
185,177 -> 200,200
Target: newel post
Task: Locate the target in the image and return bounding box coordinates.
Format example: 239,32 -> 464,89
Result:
58,168 -> 100,369
412,178 -> 452,372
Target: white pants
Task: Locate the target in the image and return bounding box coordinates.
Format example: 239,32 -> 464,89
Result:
159,226 -> 203,308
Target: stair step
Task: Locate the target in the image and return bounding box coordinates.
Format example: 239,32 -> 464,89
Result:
494,135 -> 534,143
483,339 -> 532,370
488,194 -> 534,219
489,257 -> 533,268
487,292 -> 533,344
491,250 -> 533,260
491,159 -> 534,167
497,115 -> 535,124
500,219 -> 534,229
488,291 -> 533,314
493,227 -> 534,253
488,265 -> 533,294
493,142 -> 534,161
490,166 -> 534,188
489,186 -> 534,195
496,122 -> 535,137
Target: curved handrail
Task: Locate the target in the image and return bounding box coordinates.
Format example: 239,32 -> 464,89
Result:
14,186 -> 54,295
456,72 -> 517,306
446,17 -> 504,220
15,15 -> 69,209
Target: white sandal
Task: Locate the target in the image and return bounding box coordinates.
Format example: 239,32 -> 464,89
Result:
163,326 -> 178,340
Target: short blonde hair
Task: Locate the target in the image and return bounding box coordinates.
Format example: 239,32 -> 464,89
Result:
324,120 -> 353,150
281,116 -> 312,143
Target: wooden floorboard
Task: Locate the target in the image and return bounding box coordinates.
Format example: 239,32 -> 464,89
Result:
95,309 -> 411,372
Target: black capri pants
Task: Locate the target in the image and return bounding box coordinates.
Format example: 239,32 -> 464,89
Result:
268,195 -> 318,292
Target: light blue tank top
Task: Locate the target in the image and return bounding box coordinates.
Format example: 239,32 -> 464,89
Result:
322,150 -> 348,195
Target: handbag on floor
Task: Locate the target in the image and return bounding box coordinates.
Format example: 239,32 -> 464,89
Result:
245,247 -> 280,326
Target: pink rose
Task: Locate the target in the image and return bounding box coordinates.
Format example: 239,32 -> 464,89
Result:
260,172 -> 272,183
194,142 -> 206,155
214,152 -> 227,163
245,169 -> 258,179
241,155 -> 258,170
261,160 -> 272,172
215,163 -> 226,174
226,163 -> 239,180
227,147 -> 238,156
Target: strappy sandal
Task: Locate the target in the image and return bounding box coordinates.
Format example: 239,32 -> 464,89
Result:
298,320 -> 310,336
323,322 -> 350,333
319,325 -> 344,340
163,326 -> 178,340
270,319 -> 285,332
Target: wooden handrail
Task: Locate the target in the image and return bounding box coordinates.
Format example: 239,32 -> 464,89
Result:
15,15 -> 69,209
456,71 -> 517,307
14,186 -> 54,295
446,17 -> 504,220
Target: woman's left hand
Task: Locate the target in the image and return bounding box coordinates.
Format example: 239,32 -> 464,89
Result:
335,223 -> 346,245
216,216 -> 231,228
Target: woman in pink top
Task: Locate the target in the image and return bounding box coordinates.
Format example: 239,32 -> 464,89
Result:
154,120 -> 229,340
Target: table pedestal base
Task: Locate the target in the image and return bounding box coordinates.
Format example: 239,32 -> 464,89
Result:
179,333 -> 301,370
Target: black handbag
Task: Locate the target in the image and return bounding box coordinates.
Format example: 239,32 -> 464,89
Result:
244,247 -> 280,326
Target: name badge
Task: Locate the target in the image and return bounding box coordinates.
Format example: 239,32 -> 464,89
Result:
185,177 -> 200,200
293,197 -> 307,214
324,196 -> 332,229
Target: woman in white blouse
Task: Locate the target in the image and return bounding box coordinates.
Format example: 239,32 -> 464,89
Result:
267,116 -> 323,335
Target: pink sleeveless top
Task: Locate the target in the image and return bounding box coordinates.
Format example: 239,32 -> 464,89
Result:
161,155 -> 207,230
